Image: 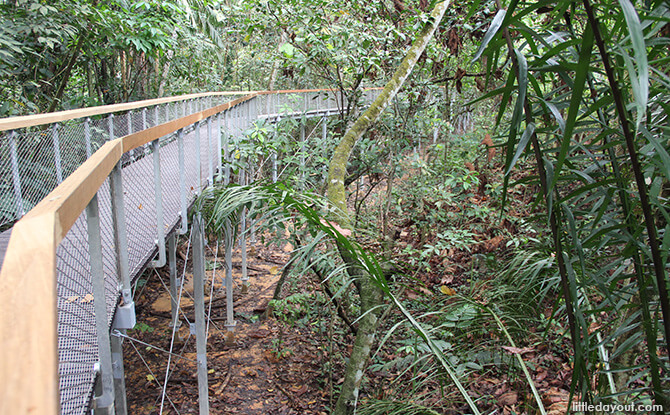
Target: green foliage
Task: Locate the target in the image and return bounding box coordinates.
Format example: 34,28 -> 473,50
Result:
476,0 -> 670,408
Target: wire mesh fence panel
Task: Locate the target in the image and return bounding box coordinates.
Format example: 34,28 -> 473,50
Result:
121,149 -> 160,278
56,178 -> 119,415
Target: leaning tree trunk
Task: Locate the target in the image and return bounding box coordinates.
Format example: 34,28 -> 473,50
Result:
327,2 -> 451,414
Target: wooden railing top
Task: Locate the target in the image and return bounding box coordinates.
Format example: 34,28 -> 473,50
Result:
0,87 -> 380,132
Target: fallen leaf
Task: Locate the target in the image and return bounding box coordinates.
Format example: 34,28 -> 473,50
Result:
66,296 -> 79,303
440,286 -> 456,296
440,275 -> 454,285
146,374 -> 155,382
82,294 -> 94,303
501,345 -> 534,355
138,204 -> 143,210
499,391 -> 517,406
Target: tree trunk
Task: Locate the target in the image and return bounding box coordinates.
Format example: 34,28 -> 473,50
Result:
327,0 -> 451,224
328,2 -> 451,414
47,33 -> 86,113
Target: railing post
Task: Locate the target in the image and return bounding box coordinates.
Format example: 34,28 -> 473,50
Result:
223,111 -> 230,186
216,113 -> 222,180
87,194 -> 115,414
195,121 -> 202,189
108,114 -> 115,141
149,138 -> 166,267
192,214 -> 210,415
84,117 -> 92,158
8,131 -> 24,218
52,123 -> 63,183
206,117 -> 213,186
168,233 -> 181,327
177,128 -> 188,234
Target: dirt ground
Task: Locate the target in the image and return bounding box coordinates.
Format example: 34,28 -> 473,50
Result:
123,239 -> 343,414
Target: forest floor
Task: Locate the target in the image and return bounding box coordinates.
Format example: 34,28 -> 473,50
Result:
124,164 -> 576,414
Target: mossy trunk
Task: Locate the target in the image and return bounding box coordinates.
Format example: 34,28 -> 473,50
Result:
327,1 -> 450,224
327,2 -> 451,414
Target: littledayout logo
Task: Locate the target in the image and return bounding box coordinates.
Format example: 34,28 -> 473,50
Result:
572,401 -> 663,413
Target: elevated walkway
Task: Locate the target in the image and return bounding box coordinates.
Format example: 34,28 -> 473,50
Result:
0,88 -> 381,414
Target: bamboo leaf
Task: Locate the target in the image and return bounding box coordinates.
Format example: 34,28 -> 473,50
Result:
640,127 -> 670,183
472,9 -> 506,63
505,122 -> 535,177
618,0 -> 649,127
549,24 -> 593,194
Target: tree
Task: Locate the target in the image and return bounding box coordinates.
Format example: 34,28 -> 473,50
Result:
324,2 -> 452,413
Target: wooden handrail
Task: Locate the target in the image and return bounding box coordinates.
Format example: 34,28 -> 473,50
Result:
0,87 -> 381,132
0,91 -> 253,132
0,92 -> 257,415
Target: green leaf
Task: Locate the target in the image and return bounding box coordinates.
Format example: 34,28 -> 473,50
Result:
472,9 -> 506,63
505,123 -> 535,177
618,0 -> 648,127
549,23 -> 593,194
278,42 -> 295,58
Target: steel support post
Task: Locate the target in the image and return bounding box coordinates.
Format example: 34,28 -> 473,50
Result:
84,117 -> 92,158
150,139 -> 166,267
272,116 -> 279,183
110,332 -> 127,415
246,97 -> 251,126
52,123 -> 63,183
176,129 -> 188,234
224,219 -> 235,344
109,162 -> 133,415
299,124 -> 306,189
87,194 -> 115,414
206,117 -> 213,186
192,214 -> 210,415
8,131 -> 24,218
239,164 -> 248,292
322,117 -> 328,182
168,233 -> 181,327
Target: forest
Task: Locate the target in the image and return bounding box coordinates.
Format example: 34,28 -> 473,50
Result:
1,0 -> 669,414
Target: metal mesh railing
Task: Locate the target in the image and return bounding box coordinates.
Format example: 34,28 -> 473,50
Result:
0,95 -> 238,231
